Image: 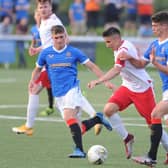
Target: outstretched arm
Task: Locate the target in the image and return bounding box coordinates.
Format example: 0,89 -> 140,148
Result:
86,60 -> 121,89
84,60 -> 118,90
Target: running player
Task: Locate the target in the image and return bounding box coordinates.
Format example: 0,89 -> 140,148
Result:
125,11 -> 168,166
88,26 -> 168,167
27,24 -> 113,157
29,9 -> 54,116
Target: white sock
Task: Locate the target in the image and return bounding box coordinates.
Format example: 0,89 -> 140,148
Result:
25,94 -> 39,128
109,113 -> 128,140
161,129 -> 168,153
81,96 -> 96,117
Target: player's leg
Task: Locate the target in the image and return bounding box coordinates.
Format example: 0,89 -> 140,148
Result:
39,71 -> 54,116
56,87 -> 86,158
152,100 -> 168,165
109,113 -> 134,159
105,86 -> 135,159
80,95 -> 102,135
12,83 -> 43,136
132,87 -> 162,166
64,108 -> 86,158
12,71 -> 47,136
40,87 -> 54,116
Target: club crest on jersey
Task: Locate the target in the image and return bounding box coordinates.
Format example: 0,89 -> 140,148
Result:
48,54 -> 54,58
66,52 -> 72,57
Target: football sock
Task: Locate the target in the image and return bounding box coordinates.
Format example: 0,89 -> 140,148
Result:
109,113 -> 128,140
26,94 -> 39,128
46,88 -> 53,109
161,129 -> 168,152
80,96 -> 96,117
148,123 -> 162,160
66,118 -> 83,151
81,116 -> 101,132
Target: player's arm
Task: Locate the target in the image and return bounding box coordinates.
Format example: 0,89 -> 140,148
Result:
88,63 -> 121,89
29,46 -> 43,56
85,60 -> 117,90
150,48 -> 168,74
117,50 -> 148,68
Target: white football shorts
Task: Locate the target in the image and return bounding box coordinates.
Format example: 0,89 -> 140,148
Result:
55,86 -> 83,118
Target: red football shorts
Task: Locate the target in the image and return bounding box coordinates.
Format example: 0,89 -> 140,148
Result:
108,86 -> 156,125
35,70 -> 51,88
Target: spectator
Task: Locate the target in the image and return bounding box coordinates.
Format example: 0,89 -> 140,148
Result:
123,0 -> 137,36
16,18 -> 28,68
0,0 -> 14,22
0,15 -> 13,34
85,0 -> 101,35
103,0 -> 123,30
137,0 -> 154,37
52,0 -> 60,14
69,0 -> 86,35
15,0 -> 30,23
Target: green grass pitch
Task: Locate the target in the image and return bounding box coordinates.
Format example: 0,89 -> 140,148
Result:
0,69 -> 166,168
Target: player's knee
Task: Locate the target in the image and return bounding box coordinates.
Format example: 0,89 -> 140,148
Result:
151,110 -> 162,119
103,103 -> 118,117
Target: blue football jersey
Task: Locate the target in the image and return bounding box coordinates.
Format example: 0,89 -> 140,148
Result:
30,25 -> 41,47
37,45 -> 89,97
144,39 -> 168,92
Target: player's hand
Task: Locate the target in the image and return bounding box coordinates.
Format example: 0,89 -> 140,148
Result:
29,47 -> 37,56
29,46 -> 42,56
88,80 -> 98,89
104,81 -> 118,91
28,80 -> 35,93
150,47 -> 156,64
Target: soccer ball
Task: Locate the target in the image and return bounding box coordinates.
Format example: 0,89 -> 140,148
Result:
87,145 -> 108,165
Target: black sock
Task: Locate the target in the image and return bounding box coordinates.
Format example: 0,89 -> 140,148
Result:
148,124 -> 162,160
69,123 -> 83,151
46,88 -> 53,109
82,116 -> 101,132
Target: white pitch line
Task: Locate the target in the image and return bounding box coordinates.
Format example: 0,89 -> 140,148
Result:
0,104 -> 47,109
0,114 -> 150,127
0,78 -> 16,83
0,115 -> 63,122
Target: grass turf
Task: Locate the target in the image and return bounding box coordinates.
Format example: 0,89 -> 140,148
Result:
0,69 -> 166,168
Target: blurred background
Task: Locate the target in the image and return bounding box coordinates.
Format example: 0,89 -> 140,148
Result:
0,0 -> 168,69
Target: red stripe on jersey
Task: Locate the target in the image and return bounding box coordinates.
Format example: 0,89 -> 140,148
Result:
118,47 -> 128,51
116,57 -> 125,67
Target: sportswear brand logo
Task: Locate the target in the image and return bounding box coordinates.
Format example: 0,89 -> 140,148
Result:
48,54 -> 54,58
66,52 -> 71,57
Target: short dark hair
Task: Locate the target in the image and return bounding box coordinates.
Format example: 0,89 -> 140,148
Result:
51,25 -> 65,34
151,11 -> 168,24
36,0 -> 51,4
102,27 -> 121,37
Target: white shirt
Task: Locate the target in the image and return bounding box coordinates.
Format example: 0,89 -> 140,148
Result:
114,40 -> 152,92
39,13 -> 63,49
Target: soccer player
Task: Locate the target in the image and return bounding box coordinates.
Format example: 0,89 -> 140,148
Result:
29,9 -> 54,116
122,11 -> 168,166
88,26 -> 168,167
12,0 -> 64,135
26,24 -> 113,158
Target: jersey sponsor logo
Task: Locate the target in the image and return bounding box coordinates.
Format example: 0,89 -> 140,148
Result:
50,63 -> 71,67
